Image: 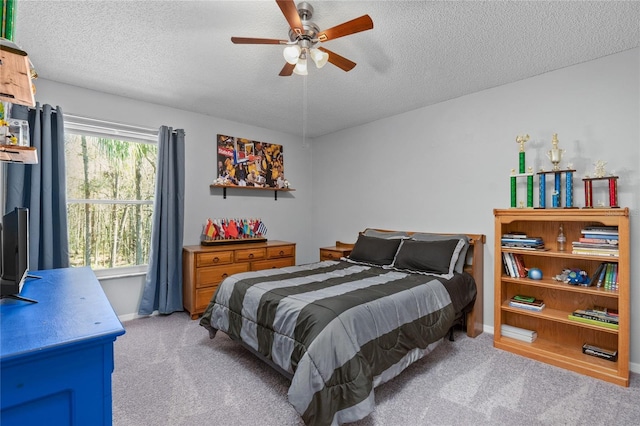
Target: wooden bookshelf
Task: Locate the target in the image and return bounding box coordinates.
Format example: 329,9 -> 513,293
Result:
494,208 -> 630,386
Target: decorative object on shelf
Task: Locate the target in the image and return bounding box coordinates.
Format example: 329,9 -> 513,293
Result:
546,133 -> 565,171
527,267 -> 543,280
556,224 -> 566,251
509,134 -> 534,208
216,134 -> 285,189
582,161 -> 619,208
201,217 -> 268,245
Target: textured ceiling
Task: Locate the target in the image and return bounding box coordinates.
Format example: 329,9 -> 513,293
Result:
14,1 -> 640,138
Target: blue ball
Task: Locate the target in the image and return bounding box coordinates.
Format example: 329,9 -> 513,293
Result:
528,268 -> 543,280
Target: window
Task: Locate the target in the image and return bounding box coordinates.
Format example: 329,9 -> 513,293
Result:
64,116 -> 158,272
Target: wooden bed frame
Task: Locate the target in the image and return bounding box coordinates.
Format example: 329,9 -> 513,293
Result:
351,229 -> 485,338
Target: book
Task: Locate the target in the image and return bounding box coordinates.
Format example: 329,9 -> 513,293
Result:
581,226 -> 619,235
502,232 -> 528,239
571,242 -> 620,249
578,237 -> 618,245
589,263 -> 606,286
512,294 -> 536,303
501,324 -> 537,342
509,300 -> 545,311
503,253 -> 516,277
567,314 -> 619,329
581,233 -> 618,240
571,310 -> 619,324
513,253 -> 526,277
571,248 -> 619,257
582,343 -> 618,361
596,263 -> 608,287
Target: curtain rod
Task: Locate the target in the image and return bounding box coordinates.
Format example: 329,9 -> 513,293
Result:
64,112 -> 159,143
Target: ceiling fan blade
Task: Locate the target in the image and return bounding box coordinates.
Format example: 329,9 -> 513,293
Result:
231,37 -> 287,45
317,47 -> 356,72
279,62 -> 295,76
276,0 -> 303,36
317,15 -> 373,42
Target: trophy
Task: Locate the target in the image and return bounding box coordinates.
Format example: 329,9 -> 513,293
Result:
546,133 -> 565,171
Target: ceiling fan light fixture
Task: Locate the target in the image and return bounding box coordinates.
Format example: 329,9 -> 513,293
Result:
293,57 -> 308,75
309,48 -> 329,68
283,45 -> 301,65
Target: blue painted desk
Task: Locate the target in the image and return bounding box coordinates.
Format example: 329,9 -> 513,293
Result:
1,267 -> 125,425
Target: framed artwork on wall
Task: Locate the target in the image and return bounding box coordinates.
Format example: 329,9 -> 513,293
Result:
216,134 -> 286,188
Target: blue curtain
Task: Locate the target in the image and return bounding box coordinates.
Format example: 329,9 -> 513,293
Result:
139,126 -> 185,315
5,104 -> 69,270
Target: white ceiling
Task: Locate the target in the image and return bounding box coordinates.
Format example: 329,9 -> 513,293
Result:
14,0 -> 640,138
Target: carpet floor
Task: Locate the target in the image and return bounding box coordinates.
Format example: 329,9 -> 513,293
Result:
113,312 -> 640,425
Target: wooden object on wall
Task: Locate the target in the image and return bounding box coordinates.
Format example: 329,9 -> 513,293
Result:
0,144 -> 37,163
0,43 -> 35,107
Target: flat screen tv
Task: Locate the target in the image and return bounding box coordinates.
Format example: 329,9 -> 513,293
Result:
0,207 -> 36,303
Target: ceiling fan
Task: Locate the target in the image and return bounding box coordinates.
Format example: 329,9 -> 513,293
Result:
231,0 -> 374,76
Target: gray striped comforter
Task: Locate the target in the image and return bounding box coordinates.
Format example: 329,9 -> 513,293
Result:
200,260 -> 476,426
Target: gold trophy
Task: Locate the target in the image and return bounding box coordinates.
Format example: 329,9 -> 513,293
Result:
546,133 -> 565,171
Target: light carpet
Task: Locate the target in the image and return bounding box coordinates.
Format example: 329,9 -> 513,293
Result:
113,312 -> 639,425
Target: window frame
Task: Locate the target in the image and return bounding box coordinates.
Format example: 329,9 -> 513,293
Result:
64,115 -> 158,276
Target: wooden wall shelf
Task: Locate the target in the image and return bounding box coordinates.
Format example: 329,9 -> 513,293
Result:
210,184 -> 295,200
0,145 -> 37,164
0,42 -> 36,107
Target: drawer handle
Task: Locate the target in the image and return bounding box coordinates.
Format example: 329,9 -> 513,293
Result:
328,254 -> 334,258
221,273 -> 228,278
249,253 -> 254,259
279,250 -> 284,256
213,257 -> 220,263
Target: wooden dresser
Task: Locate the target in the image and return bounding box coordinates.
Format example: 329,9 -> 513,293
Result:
182,240 -> 296,319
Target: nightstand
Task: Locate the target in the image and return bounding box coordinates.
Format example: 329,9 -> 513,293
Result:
320,241 -> 354,261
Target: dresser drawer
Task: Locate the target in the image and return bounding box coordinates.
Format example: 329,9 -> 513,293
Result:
235,248 -> 266,262
195,286 -> 218,311
320,248 -> 349,261
197,250 -> 234,267
267,245 -> 295,259
252,257 -> 295,271
196,263 -> 250,288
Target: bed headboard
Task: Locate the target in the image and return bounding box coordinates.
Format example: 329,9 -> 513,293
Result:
346,228 -> 485,338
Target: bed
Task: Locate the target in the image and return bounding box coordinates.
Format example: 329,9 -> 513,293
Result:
200,229 -> 485,426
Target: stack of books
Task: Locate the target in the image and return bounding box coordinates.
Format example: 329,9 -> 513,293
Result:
591,262 -> 619,290
500,324 -> 538,343
568,306 -> 619,329
572,226 -> 619,257
508,295 -> 545,311
501,324 -> 537,343
501,232 -> 545,250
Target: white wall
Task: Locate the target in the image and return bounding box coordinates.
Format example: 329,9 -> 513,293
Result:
31,79 -> 314,320
311,48 -> 640,366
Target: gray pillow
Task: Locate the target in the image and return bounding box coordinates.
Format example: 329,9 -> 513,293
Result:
410,233 -> 470,273
362,229 -> 410,239
393,239 -> 464,275
348,234 -> 402,266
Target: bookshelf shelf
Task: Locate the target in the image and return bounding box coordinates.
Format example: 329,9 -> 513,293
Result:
494,208 -> 629,386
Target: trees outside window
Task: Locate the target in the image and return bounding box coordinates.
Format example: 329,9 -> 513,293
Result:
65,131 -> 157,270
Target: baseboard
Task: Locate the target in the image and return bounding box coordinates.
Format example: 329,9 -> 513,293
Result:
118,310 -> 159,323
